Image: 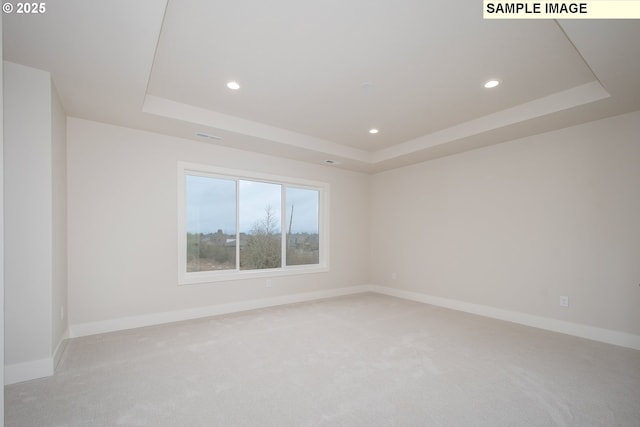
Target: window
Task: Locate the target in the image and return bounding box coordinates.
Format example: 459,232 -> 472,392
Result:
178,162 -> 328,284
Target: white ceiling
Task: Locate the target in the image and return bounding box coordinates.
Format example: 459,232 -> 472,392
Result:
4,1 -> 640,172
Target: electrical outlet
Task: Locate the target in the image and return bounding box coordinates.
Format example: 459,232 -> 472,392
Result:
266,279 -> 273,288
559,296 -> 569,307
391,272 -> 397,281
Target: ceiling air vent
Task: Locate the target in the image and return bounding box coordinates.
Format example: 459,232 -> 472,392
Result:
195,132 -> 222,140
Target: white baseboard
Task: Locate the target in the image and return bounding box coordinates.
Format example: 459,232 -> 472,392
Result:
53,329 -> 70,370
70,284 -> 640,350
4,329 -> 70,385
5,358 -> 53,385
6,288 -> 372,384
69,285 -> 373,338
371,285 -> 640,351
10,284 -> 638,385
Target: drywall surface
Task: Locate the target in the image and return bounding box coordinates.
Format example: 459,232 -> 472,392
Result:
371,111 -> 640,336
67,118 -> 370,327
4,62 -> 53,366
1,17 -> 5,415
51,82 -> 68,355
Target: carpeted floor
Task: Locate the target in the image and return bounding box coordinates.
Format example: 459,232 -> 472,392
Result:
5,293 -> 640,426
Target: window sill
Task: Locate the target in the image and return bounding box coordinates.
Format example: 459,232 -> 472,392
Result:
178,264 -> 329,285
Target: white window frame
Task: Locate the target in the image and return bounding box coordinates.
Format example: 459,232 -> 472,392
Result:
178,162 -> 330,285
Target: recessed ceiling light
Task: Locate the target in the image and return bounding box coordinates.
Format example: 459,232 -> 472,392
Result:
369,128 -> 379,134
226,81 -> 240,90
484,79 -> 500,89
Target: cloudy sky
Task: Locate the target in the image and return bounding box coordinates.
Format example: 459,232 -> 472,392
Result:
186,175 -> 319,235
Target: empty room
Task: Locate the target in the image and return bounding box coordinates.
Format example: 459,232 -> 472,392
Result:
2,1 -> 640,426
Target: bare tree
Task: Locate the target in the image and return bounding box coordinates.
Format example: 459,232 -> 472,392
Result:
241,205 -> 281,269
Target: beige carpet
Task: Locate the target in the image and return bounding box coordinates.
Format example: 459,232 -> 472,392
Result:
6,293 -> 640,426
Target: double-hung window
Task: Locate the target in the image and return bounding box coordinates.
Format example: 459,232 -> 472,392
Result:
178,162 -> 329,284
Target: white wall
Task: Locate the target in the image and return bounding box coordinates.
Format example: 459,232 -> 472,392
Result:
1,17 -> 6,423
371,111 -> 640,338
4,62 -> 53,371
4,61 -> 68,384
67,118 -> 370,330
51,82 -> 68,364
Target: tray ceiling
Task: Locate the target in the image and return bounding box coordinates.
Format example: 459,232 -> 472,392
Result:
4,1 -> 640,172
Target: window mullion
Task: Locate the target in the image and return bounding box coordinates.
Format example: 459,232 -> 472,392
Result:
236,178 -> 240,271
281,185 -> 286,268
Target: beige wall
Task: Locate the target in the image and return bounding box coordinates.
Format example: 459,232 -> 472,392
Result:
67,118 -> 371,327
371,111 -> 640,336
